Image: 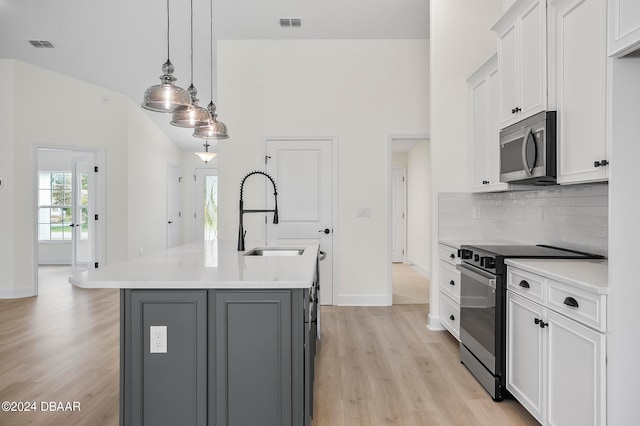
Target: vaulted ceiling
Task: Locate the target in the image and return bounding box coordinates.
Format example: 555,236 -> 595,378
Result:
0,0 -> 429,149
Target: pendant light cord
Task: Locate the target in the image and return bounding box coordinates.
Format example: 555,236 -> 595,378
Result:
190,0 -> 194,84
210,0 -> 214,101
166,0 -> 170,60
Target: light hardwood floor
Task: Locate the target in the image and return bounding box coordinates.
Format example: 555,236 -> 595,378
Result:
393,263 -> 430,305
0,266 -> 537,425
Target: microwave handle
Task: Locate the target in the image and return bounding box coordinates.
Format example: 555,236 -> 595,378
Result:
521,127 -> 537,176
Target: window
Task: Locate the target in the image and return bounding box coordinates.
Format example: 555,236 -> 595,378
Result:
38,172 -> 74,241
204,175 -> 218,240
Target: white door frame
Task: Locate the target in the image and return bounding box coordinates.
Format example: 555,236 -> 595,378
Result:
387,134 -> 430,305
264,136 -> 338,305
34,146 -> 105,296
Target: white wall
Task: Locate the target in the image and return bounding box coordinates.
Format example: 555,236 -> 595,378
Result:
392,152 -> 408,168
429,0 -> 504,326
406,140 -> 431,275
126,101 -> 183,258
217,40 -> 429,305
0,60 -> 17,295
0,59 -> 182,297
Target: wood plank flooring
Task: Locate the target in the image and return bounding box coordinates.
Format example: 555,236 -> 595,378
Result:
392,263 -> 430,304
0,266 -> 538,425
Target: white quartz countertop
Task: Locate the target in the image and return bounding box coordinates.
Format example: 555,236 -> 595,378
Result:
69,240 -> 319,289
505,258 -> 609,294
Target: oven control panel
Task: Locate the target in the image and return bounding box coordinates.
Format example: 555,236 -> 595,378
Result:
460,247 -> 497,272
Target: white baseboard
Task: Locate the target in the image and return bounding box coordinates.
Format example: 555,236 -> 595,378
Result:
427,313 -> 446,331
334,294 -> 390,306
405,258 -> 431,279
0,287 -> 35,299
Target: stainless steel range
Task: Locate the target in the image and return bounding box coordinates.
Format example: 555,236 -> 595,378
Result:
456,244 -> 603,401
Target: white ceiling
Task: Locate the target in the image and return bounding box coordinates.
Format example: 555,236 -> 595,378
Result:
0,0 -> 429,149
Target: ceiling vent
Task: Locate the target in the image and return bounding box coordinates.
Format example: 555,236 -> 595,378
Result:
28,40 -> 54,48
279,18 -> 302,28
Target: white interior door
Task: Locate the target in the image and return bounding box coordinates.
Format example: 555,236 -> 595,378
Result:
391,168 -> 407,263
71,154 -> 94,270
167,164 -> 181,248
265,139 -> 334,305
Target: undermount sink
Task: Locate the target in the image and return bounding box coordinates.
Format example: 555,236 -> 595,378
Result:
244,247 -> 305,257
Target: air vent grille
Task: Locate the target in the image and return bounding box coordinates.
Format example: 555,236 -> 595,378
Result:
29,40 -> 54,48
279,18 -> 302,28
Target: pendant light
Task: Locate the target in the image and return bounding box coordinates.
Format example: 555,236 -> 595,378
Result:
193,0 -> 229,140
141,0 -> 190,113
170,0 -> 211,128
195,141 -> 217,163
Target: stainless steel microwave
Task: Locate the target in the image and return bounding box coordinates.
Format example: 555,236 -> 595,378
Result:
499,111 -> 557,185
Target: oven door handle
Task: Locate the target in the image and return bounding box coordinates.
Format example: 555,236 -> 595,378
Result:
456,263 -> 497,290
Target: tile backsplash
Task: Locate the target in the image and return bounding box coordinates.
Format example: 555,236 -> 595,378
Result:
439,183 -> 608,256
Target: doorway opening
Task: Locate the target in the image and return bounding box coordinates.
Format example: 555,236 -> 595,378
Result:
35,147 -> 103,294
388,136 -> 431,305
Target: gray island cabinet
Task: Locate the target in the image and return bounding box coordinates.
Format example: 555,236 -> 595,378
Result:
70,241 -> 320,426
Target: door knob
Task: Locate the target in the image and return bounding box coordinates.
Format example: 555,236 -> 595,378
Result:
168,221 -> 173,224
318,228 -> 331,234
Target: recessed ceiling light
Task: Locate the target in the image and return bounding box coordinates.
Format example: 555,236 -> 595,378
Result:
28,40 -> 54,48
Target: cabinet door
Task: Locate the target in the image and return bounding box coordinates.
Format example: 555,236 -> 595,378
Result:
123,290 -> 207,426
487,68 -> 509,191
506,291 -> 545,423
471,76 -> 491,191
498,21 -> 520,127
546,310 -> 605,426
608,0 -> 640,57
519,0 -> 546,119
553,0 -> 608,184
211,290 -> 293,426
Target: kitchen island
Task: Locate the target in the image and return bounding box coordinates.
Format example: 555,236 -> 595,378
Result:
70,240 -> 320,426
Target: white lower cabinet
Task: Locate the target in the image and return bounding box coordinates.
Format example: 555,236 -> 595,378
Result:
546,310 -> 605,426
507,271 -> 606,426
507,292 -> 545,423
438,243 -> 461,341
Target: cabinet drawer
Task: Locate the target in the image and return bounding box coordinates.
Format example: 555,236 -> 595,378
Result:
547,280 -> 606,332
439,261 -> 461,303
507,268 -> 545,304
439,292 -> 460,341
439,244 -> 460,265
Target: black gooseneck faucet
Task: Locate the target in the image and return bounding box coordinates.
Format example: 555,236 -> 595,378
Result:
238,171 -> 279,251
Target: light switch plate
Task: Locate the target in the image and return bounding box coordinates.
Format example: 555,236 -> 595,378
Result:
150,325 -> 167,353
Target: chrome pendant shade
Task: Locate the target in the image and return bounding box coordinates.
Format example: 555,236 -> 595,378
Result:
195,141 -> 217,163
141,0 -> 190,113
142,62 -> 190,113
193,102 -> 229,139
170,85 -> 211,128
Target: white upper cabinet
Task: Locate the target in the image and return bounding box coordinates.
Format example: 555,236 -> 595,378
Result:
468,54 -> 509,192
608,0 -> 640,57
493,0 -> 547,128
549,0 -> 609,184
